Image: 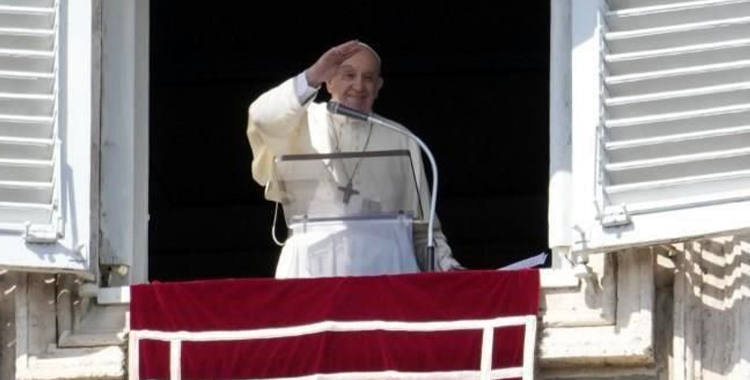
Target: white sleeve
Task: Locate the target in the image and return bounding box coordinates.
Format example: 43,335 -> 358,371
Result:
294,71 -> 320,105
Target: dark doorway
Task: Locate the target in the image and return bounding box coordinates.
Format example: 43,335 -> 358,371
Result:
149,2 -> 550,281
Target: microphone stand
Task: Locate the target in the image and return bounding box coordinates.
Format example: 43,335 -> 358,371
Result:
328,102 -> 438,271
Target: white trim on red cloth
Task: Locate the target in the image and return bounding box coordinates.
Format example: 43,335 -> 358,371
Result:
130,316 -> 537,380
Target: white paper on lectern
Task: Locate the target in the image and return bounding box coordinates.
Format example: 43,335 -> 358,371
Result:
499,252 -> 548,271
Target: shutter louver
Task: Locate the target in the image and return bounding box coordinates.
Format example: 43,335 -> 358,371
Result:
0,0 -> 59,238
599,0 -> 750,219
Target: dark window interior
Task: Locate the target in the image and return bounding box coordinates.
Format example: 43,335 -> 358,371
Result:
149,2 -> 551,281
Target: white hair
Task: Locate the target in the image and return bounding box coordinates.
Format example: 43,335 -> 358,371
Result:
357,41 -> 382,74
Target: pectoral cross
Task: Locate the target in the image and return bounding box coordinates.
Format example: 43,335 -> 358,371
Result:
338,181 -> 360,204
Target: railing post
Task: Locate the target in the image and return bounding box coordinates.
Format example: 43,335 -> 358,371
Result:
170,340 -> 182,380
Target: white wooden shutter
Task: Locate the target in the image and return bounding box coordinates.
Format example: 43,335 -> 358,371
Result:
0,0 -> 95,274
570,0 -> 750,253
0,0 -> 59,237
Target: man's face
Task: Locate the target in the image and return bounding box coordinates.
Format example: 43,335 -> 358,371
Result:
326,49 -> 383,113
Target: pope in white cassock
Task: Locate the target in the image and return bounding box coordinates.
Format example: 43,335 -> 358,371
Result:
247,40 -> 463,278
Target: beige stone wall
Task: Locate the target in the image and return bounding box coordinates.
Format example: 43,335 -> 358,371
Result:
0,273 -> 125,380
1,271 -> 17,380
670,237 -> 750,380
540,236 -> 750,379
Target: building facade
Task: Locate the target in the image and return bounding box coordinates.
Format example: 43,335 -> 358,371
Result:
1,0 -> 749,379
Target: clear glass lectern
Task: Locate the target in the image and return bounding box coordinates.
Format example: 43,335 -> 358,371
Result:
273,150 -> 424,224
272,150 -> 424,277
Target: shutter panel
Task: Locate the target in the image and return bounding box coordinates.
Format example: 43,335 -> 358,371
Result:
0,0 -> 95,274
0,0 -> 58,235
571,0 -> 750,252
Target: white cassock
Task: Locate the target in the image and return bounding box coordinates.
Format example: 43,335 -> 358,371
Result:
247,73 -> 462,278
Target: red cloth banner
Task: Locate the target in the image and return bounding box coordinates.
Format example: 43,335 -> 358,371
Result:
130,270 -> 540,380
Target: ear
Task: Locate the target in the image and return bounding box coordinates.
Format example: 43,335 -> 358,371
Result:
324,79 -> 333,95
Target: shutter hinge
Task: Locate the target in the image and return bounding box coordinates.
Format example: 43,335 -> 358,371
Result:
600,204 -> 631,228
24,216 -> 64,244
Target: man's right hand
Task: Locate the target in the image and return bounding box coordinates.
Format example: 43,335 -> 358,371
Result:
305,40 -> 362,88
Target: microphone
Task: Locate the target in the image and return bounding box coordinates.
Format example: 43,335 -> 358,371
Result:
326,102 -> 401,128
326,102 -> 370,122
327,101 -> 440,272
